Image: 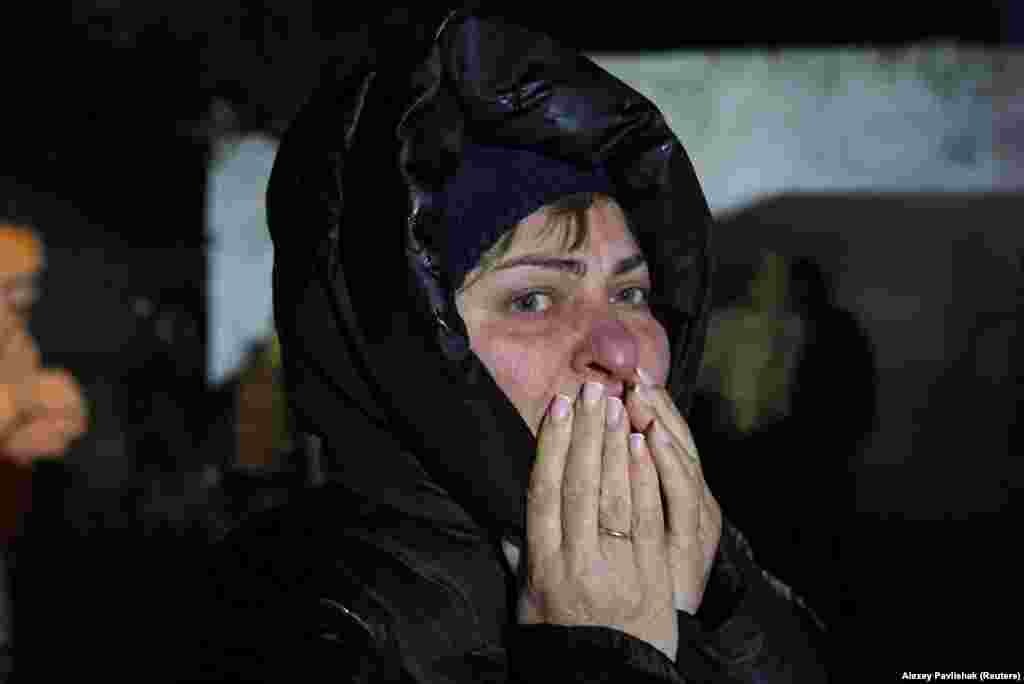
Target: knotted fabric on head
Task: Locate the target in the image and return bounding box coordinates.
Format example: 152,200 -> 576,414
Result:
438,143 -> 615,291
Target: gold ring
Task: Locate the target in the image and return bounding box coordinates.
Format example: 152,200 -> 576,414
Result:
598,525 -> 633,540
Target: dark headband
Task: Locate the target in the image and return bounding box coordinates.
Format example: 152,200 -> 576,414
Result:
438,143 -> 615,290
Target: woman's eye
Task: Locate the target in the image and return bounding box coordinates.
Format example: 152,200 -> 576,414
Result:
616,287 -> 650,307
509,291 -> 553,314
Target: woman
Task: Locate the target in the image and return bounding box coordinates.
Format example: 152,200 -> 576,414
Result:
204,8 -> 828,682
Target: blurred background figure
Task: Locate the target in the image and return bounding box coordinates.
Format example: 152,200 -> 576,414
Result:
233,333 -> 293,472
698,252 -> 807,436
214,330 -> 321,525
0,224 -> 88,463
693,249 -> 877,632
0,223 -> 88,683
0,190 -> 226,682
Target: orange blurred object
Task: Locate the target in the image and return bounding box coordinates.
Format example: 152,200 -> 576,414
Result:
0,224 -> 43,280
1,224 -> 43,336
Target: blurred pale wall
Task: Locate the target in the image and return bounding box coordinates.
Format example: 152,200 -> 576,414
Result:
207,135 -> 277,385
596,46 -> 1023,208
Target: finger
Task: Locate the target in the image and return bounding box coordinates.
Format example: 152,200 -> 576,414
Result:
528,393 -> 573,555
625,379 -> 702,481
698,489 -> 723,562
704,487 -> 723,534
635,370 -> 700,463
598,396 -> 631,537
698,484 -> 723,543
646,419 -> 701,542
661,404 -> 700,470
651,413 -> 720,568
623,381 -> 656,434
628,432 -> 665,571
562,382 -> 606,553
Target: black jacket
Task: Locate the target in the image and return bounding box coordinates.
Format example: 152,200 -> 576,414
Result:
201,8 -> 830,682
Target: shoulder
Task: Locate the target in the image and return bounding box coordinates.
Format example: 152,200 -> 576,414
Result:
211,485 -> 465,615
206,486 -> 510,680
214,484 -> 495,587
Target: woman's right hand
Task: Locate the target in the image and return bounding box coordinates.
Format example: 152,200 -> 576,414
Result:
517,381 -> 678,662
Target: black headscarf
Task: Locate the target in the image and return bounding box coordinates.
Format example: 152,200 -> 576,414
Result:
266,7 -> 714,548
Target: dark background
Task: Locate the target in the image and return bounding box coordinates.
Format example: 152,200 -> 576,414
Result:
2,2 -> 1020,680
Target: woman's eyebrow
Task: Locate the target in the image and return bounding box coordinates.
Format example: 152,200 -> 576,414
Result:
493,252 -> 646,277
613,253 -> 647,276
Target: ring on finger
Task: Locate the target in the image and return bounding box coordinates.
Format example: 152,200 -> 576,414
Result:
598,524 -> 633,541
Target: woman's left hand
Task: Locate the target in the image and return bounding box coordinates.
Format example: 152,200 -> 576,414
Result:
624,370 -> 722,616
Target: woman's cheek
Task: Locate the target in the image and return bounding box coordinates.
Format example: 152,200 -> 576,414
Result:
472,327 -> 562,432
637,315 -> 671,385
478,343 -> 529,392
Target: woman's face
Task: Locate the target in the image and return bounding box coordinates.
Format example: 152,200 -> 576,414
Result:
456,198 -> 671,436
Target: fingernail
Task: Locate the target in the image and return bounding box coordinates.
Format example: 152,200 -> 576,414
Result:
605,396 -> 623,429
629,432 -> 646,453
551,394 -> 571,421
636,367 -> 655,386
582,381 -> 604,407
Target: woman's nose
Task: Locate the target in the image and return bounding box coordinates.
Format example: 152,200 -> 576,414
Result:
571,316 -> 638,396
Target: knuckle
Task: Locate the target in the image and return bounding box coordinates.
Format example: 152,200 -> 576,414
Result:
561,480 -> 595,507
632,504 -> 664,539
600,493 -> 629,523
678,474 -> 702,500
573,421 -> 601,447
679,473 -> 704,499
571,566 -> 602,598
526,482 -> 559,511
